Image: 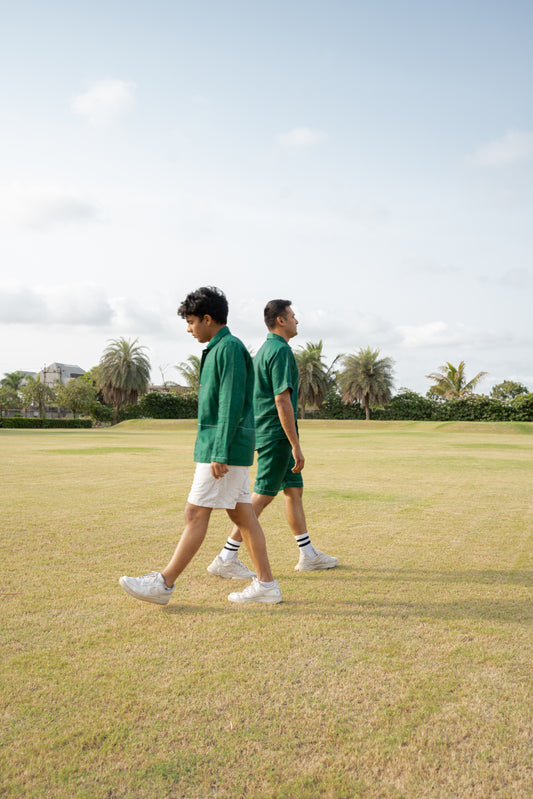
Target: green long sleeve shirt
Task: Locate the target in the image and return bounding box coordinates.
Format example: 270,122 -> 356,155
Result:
194,326 -> 255,466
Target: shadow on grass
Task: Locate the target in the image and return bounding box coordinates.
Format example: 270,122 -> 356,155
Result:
163,605 -> 225,615
139,567 -> 533,623
336,566 -> 533,587
292,597 -> 533,625
280,567 -> 533,624
162,603 -> 286,615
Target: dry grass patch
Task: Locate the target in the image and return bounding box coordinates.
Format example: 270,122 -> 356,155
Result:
1,421 -> 532,797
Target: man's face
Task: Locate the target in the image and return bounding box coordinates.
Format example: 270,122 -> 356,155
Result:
282,306 -> 298,339
186,315 -> 213,343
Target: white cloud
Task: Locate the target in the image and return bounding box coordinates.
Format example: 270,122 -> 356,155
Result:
396,321 -> 469,349
46,286 -> 115,325
395,321 -> 523,351
111,297 -> 170,335
499,268 -> 532,288
407,255 -> 462,277
0,286 -> 47,323
71,79 -> 136,126
233,298 -> 269,337
0,283 -> 178,340
0,184 -> 101,228
304,308 -> 389,342
0,284 -> 114,325
470,130 -> 533,167
277,127 -> 327,148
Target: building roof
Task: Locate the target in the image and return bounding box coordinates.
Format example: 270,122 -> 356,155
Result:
44,363 -> 85,375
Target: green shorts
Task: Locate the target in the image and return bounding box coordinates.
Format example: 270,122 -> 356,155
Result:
254,438 -> 304,496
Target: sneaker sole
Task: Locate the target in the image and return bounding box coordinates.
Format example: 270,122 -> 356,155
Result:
119,576 -> 171,605
228,594 -> 282,604
207,565 -> 255,579
295,561 -> 338,571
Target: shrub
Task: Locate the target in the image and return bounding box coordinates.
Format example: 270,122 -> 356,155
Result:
119,391 -> 199,420
431,395 -> 512,422
381,391 -> 436,420
313,390 -> 525,423
509,392 -> 533,421
315,392 -> 365,420
90,402 -> 114,423
0,418 -> 92,429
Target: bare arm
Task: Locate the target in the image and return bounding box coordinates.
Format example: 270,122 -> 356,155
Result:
274,389 -> 304,473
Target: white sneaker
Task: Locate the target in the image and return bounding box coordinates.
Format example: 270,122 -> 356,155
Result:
294,549 -> 339,571
119,571 -> 174,605
228,577 -> 282,604
207,554 -> 256,579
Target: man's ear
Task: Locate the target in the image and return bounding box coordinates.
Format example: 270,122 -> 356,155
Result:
203,314 -> 213,325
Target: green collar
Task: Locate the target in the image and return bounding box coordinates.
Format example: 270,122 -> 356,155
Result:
266,332 -> 289,345
206,326 -> 230,350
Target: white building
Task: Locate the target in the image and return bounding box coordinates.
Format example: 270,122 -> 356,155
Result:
40,363 -> 85,387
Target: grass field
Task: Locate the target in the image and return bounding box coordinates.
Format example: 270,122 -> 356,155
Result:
1,420 -> 532,798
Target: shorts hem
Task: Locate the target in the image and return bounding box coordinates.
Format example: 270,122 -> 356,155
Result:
253,486 -> 279,497
188,463 -> 251,509
187,498 -> 240,510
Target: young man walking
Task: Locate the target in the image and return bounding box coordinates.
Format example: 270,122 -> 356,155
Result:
119,286 -> 282,606
208,299 -> 338,578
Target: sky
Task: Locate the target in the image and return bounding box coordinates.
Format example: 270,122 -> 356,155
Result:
1,0 -> 532,394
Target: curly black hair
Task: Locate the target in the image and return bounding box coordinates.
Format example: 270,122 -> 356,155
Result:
177,286 -> 228,324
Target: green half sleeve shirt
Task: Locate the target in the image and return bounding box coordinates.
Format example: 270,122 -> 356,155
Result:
253,333 -> 299,447
194,326 -> 255,466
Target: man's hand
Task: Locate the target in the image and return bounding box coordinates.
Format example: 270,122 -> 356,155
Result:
211,461 -> 229,479
291,444 -> 305,473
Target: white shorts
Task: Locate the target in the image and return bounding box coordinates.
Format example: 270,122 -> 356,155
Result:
187,463 -> 252,509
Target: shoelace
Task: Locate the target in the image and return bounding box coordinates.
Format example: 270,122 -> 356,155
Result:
241,578 -> 260,595
232,559 -> 252,572
138,571 -> 160,584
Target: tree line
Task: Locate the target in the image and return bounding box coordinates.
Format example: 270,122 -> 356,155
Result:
2,337 -> 532,424
0,339 -> 150,424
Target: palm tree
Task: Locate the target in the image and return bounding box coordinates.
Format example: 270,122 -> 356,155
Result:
0,386 -> 17,416
175,355 -> 201,394
294,341 -> 333,419
338,347 -> 394,420
1,371 -> 26,392
426,361 -> 487,400
1,371 -> 26,416
98,338 -> 151,424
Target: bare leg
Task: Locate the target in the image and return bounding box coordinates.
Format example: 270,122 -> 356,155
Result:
227,492 -> 275,543
161,504 -> 212,587
226,502 -> 274,582
283,486 -> 307,536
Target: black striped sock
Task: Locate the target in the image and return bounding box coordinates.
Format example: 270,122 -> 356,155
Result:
220,537 -> 241,562
295,533 -> 315,557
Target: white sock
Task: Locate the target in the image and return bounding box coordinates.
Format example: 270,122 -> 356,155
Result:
258,580 -> 275,587
220,537 -> 241,563
295,533 -> 316,558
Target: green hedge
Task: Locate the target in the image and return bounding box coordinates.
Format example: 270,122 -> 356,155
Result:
315,393 -> 365,419
430,395 -> 513,422
509,393 -> 533,421
314,391 -> 533,422
0,417 -> 92,429
377,391 -> 436,420
119,391 -> 199,421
